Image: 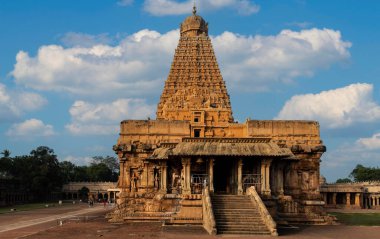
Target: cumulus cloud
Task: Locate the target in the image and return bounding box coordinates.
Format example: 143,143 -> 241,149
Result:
65,98 -> 155,135
11,27 -> 351,99
276,83 -> 380,128
356,133 -> 380,150
321,135 -> 380,181
142,0 -> 260,16
213,28 -> 351,90
12,29 -> 178,99
62,155 -> 93,166
6,118 -> 55,137
0,83 -> 47,122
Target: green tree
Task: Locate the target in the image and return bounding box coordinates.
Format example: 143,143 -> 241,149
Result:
59,161 -> 77,183
1,149 -> 11,158
350,164 -> 380,182
87,163 -> 113,181
25,146 -> 63,200
91,156 -> 119,181
72,166 -> 90,181
336,178 -> 352,183
0,149 -> 12,177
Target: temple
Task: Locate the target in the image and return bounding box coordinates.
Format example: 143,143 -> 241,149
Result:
110,8 -> 330,235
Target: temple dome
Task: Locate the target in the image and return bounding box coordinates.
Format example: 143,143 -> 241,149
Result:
180,8 -> 208,37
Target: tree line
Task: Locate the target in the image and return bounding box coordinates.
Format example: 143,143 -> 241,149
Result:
0,146 -> 119,201
335,164 -> 380,183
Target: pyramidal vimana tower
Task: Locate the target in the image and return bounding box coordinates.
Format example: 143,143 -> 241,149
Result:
110,6 -> 330,235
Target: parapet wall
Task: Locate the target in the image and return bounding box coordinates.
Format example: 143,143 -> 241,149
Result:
247,120 -> 322,146
118,120 -> 191,145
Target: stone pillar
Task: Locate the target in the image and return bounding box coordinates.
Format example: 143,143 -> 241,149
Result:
108,192 -> 111,201
125,166 -> 131,192
332,193 -> 337,205
260,159 -> 272,197
346,193 -> 351,206
237,159 -> 243,195
276,163 -> 285,196
182,158 -> 191,195
160,161 -> 168,193
322,193 -> 327,205
119,161 -> 125,189
143,161 -> 149,188
209,159 -> 214,193
148,168 -> 155,188
355,193 -> 361,207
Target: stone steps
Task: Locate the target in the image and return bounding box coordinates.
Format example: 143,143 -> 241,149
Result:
211,195 -> 271,235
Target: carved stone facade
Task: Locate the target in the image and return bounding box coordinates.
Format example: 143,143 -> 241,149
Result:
110,8 -> 330,232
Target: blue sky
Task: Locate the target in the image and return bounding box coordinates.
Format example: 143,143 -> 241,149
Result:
1,0 -> 380,182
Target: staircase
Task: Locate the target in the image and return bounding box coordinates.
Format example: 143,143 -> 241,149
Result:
211,195 -> 271,235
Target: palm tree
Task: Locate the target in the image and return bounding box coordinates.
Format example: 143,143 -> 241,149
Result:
0,149 -> 11,158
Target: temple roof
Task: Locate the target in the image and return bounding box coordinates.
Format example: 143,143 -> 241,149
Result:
172,142 -> 294,157
148,139 -> 295,160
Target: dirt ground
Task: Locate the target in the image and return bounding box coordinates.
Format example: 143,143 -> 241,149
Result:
23,217 -> 380,239
2,205 -> 380,239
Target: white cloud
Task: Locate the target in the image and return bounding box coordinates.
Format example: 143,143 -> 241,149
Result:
6,118 -> 55,137
62,155 -> 93,166
0,83 -> 47,122
65,98 -> 155,135
143,0 -> 259,16
356,133 -> 380,150
321,136 -> 380,181
12,29 -> 179,99
213,28 -> 351,90
11,27 -> 350,99
276,83 -> 380,129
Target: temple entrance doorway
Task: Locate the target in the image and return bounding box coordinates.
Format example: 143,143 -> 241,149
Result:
214,159 -> 236,194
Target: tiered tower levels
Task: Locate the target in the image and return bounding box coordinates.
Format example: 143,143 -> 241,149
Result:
156,12 -> 233,127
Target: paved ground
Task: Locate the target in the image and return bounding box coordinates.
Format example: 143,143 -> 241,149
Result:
0,202 -> 112,239
1,205 -> 380,239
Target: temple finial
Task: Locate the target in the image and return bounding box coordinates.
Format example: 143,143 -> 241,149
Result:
192,0 -> 197,15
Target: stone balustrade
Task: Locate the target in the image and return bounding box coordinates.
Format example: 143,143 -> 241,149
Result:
202,188 -> 216,235
246,186 -> 278,236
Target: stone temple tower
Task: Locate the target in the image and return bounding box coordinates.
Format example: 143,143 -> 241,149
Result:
156,6 -> 234,137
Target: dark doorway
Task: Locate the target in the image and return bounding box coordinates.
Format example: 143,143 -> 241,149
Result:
214,159 -> 236,194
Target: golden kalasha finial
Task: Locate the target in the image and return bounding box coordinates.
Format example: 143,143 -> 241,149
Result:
192,0 -> 197,15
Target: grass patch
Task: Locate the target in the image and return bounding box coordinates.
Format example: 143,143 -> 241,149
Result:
330,212 -> 380,226
0,202 -> 70,214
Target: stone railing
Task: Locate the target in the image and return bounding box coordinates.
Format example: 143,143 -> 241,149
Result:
246,186 -> 278,236
202,188 -> 216,235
